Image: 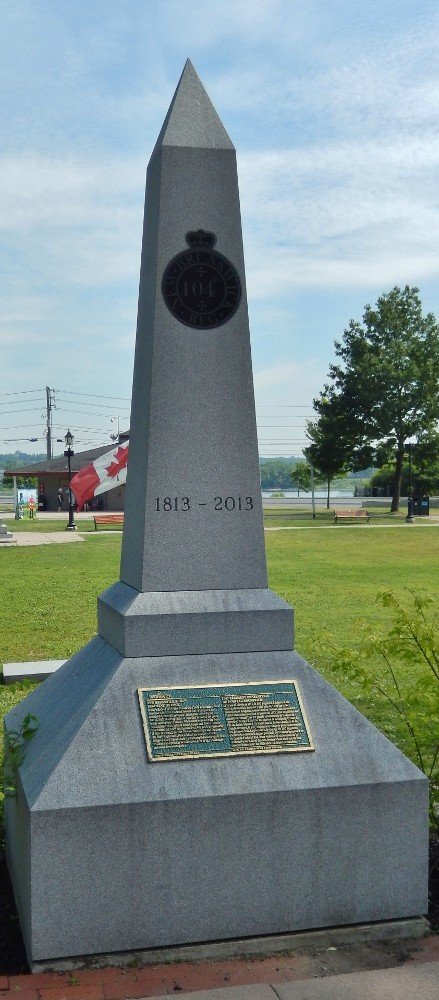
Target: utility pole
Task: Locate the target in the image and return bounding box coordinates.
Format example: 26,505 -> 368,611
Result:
46,386 -> 54,460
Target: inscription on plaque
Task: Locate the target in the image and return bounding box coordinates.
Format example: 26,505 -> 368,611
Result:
137,681 -> 314,762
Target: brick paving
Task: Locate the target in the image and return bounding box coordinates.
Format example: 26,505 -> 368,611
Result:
0,934 -> 438,999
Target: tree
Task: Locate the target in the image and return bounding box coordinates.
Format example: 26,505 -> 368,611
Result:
305,398 -> 351,508
259,457 -> 299,491
411,433 -> 439,496
369,465 -> 397,496
312,287 -> 439,511
2,474 -> 38,488
290,460 -> 312,495
369,442 -> 439,498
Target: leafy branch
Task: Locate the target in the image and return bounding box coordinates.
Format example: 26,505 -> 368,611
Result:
315,589 -> 439,832
1,712 -> 39,800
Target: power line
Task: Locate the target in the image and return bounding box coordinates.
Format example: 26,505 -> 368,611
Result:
57,389 -> 131,401
0,407 -> 47,415
0,390 -> 43,398
256,405 -> 314,409
51,408 -> 129,418
0,424 -> 45,431
52,424 -> 113,433
56,398 -> 130,412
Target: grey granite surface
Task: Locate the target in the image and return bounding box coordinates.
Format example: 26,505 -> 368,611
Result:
5,61 -> 429,965
6,640 -> 428,960
119,61 -> 267,593
97,583 -> 294,656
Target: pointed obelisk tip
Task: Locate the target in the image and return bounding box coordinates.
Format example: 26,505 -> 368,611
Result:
152,59 -> 234,152
182,57 -> 196,73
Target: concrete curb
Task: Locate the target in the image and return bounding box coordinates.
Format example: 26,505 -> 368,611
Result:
31,918 -> 430,973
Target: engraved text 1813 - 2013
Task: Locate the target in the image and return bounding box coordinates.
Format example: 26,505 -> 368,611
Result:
155,496 -> 254,511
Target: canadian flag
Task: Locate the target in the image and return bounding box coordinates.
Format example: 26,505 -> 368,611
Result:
70,442 -> 129,511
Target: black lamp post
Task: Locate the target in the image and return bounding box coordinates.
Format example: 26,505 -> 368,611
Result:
64,429 -> 77,531
405,441 -> 415,524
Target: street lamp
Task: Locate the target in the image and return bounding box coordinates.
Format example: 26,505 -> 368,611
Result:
405,440 -> 415,524
110,416 -> 120,443
64,429 -> 77,531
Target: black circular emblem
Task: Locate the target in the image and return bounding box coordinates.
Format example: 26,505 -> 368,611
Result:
162,230 -> 241,329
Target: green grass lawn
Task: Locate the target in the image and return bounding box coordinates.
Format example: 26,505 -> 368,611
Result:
7,518 -> 74,532
1,524 -> 438,669
0,535 -> 120,661
2,517 -> 99,533
1,525 -> 438,807
266,525 -> 439,655
266,526 -> 439,764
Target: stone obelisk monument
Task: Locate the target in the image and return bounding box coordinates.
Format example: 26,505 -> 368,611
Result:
5,61 -> 428,966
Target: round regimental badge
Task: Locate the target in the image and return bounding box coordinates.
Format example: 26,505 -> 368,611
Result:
162,230 -> 241,329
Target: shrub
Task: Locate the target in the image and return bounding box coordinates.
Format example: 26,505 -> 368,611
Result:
320,589 -> 439,831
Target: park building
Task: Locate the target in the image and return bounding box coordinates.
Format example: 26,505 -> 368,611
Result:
4,434 -> 128,513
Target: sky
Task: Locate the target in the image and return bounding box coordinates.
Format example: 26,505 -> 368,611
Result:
2,0 -> 439,458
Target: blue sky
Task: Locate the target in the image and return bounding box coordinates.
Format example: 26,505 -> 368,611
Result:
2,0 -> 439,457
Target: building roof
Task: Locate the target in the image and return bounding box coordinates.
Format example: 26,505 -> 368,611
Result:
4,444 -> 116,478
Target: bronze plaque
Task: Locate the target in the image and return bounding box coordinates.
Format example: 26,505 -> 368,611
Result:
137,680 -> 314,762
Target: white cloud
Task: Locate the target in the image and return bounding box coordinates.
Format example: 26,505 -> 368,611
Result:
0,154 -> 145,294
239,130 -> 439,293
0,155 -> 142,231
2,0 -> 439,454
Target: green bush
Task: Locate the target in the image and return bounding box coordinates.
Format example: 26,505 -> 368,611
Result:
319,589 -> 439,831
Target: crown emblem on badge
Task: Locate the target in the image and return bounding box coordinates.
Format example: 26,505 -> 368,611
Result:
185,230 -> 216,249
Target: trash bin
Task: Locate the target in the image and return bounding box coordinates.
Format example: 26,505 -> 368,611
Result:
420,496 -> 429,516
412,496 -> 430,516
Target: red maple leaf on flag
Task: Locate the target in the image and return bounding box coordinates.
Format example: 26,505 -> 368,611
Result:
105,446 -> 129,479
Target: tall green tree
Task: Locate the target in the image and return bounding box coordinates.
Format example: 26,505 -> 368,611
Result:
305,398 -> 351,508
312,287 -> 439,511
411,432 -> 439,496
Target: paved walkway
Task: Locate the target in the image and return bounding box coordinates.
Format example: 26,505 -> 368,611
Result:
12,531 -> 85,545
4,518 -> 439,546
265,519 -> 439,530
1,932 -> 438,999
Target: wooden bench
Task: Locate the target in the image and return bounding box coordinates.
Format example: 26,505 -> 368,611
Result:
334,508 -> 370,523
93,513 -> 124,530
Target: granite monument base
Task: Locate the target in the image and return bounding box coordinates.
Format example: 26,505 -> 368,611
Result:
0,522 -> 15,544
5,638 -> 428,964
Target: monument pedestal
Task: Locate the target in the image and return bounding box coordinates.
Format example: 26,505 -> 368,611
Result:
97,583 -> 295,656
6,637 -> 428,962
5,61 -> 428,965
